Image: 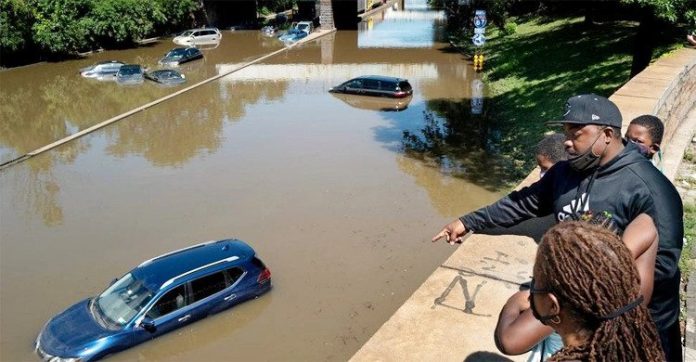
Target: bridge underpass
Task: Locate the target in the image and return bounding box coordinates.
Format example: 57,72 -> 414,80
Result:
201,0 -> 407,30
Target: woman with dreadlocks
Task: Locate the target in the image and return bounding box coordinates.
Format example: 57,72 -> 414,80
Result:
529,221 -> 663,361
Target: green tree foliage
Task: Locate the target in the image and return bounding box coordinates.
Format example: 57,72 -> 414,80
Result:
623,0 -> 696,24
90,0 -> 165,45
154,0 -> 199,33
1,0 -> 202,62
0,0 -> 36,51
32,0 -> 94,54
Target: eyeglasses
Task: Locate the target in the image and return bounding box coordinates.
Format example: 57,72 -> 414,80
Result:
529,278 -> 552,294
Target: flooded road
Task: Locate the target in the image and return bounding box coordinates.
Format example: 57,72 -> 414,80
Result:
1,1 -> 510,361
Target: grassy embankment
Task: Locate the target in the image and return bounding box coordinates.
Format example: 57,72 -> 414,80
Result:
449,16 -> 681,186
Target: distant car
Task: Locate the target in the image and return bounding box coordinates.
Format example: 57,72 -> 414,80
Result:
35,239 -> 272,362
159,47 -> 203,66
144,69 -> 186,85
115,64 -> 145,85
80,60 -> 125,80
278,29 -> 308,43
173,28 -> 221,45
329,76 -> 413,98
294,21 -> 313,35
331,93 -> 413,112
261,25 -> 277,37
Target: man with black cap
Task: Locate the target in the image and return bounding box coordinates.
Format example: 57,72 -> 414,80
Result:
433,94 -> 684,360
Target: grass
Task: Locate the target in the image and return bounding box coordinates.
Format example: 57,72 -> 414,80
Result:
446,16 -> 682,188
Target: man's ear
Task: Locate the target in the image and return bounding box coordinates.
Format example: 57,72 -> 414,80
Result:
603,127 -> 614,143
650,143 -> 661,153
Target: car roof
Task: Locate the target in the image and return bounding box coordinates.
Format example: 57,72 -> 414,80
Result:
96,60 -> 123,65
354,75 -> 408,83
120,64 -> 142,69
132,239 -> 255,291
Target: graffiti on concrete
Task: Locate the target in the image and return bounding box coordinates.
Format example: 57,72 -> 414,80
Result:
432,269 -> 491,317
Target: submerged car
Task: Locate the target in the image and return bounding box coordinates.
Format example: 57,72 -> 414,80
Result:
278,29 -> 308,43
115,64 -> 145,85
329,76 -> 413,98
144,69 -> 186,85
80,60 -> 125,80
331,93 -> 412,112
173,28 -> 221,45
35,239 -> 271,362
294,21 -> 313,35
158,47 -> 203,66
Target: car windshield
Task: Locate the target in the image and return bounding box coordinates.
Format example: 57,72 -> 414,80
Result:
119,66 -> 141,76
95,273 -> 153,327
165,49 -> 186,59
181,30 -> 193,36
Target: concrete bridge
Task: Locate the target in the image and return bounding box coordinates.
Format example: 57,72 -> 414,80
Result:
202,0 -> 406,30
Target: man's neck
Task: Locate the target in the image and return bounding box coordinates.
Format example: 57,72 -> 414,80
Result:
599,140 -> 625,166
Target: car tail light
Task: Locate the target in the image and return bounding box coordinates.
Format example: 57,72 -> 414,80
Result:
394,91 -> 406,97
257,268 -> 271,285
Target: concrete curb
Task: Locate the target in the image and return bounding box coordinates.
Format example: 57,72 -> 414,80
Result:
351,48 -> 696,361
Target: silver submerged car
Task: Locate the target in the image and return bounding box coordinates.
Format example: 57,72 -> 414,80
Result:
116,64 -> 145,85
145,69 -> 186,85
80,61 -> 125,80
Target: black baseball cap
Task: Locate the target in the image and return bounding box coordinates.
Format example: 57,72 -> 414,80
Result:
548,94 -> 622,128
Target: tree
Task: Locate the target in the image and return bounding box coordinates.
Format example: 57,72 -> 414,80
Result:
622,0 -> 696,76
0,0 -> 36,52
32,0 -> 94,54
90,0 -> 165,46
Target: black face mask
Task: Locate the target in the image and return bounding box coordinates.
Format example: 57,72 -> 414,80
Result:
529,278 -> 559,325
568,131 -> 607,172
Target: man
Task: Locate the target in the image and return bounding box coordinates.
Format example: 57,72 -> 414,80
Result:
433,94 -> 684,360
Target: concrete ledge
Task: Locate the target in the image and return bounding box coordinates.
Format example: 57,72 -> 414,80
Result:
352,48 -> 696,361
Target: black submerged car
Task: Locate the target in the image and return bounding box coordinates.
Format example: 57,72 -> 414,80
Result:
329,76 -> 413,98
158,47 -> 203,66
145,69 -> 186,85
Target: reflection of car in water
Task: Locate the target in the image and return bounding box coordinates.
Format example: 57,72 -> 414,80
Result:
80,60 -> 125,80
115,64 -> 145,85
35,239 -> 272,362
159,47 -> 203,66
331,93 -> 413,112
330,75 -> 413,98
144,69 -> 186,85
173,28 -> 221,45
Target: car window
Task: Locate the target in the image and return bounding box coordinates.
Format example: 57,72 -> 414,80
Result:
225,267 -> 244,287
363,79 -> 379,90
192,31 -> 202,37
190,271 -> 227,302
379,81 -> 396,91
146,285 -> 187,319
348,80 -> 362,88
398,81 -> 412,92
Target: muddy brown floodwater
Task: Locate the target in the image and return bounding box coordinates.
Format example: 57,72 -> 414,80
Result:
0,1 -> 510,361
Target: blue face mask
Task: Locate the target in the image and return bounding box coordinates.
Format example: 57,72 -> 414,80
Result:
629,139 -> 652,159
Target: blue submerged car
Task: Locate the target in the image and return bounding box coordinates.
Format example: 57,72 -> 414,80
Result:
35,239 -> 271,361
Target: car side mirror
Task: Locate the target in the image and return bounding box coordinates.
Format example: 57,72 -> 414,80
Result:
140,318 -> 156,333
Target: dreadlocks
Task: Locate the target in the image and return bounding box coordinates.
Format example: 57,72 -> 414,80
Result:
536,221 -> 664,361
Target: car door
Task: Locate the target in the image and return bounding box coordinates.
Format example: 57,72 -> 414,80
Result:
345,80 -> 363,95
208,267 -> 246,314
363,79 -> 380,96
142,284 -> 193,337
187,270 -> 230,318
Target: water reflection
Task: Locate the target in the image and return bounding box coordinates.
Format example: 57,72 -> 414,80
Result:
330,93 -> 412,112
358,0 -> 445,48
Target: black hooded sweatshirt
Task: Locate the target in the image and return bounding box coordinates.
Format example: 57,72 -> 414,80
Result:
460,142 -> 684,331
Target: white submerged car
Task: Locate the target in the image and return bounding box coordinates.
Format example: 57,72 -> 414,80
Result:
173,28 -> 222,45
